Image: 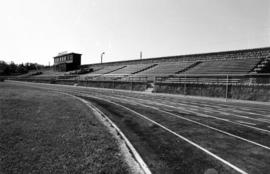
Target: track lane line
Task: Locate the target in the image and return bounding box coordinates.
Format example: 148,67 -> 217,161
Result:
184,101 -> 270,118
78,94 -> 248,174
236,121 -> 257,126
93,93 -> 270,151
103,94 -> 270,134
144,98 -> 270,124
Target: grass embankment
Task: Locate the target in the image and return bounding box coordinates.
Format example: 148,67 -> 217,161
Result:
0,83 -> 129,173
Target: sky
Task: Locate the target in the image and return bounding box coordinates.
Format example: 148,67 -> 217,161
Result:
0,0 -> 270,65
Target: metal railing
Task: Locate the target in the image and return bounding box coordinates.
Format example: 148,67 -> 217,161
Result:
154,73 -> 270,85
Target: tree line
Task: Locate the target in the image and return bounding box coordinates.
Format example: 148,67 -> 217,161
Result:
0,61 -> 47,75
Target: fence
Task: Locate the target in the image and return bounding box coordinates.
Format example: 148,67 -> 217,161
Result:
154,73 -> 270,85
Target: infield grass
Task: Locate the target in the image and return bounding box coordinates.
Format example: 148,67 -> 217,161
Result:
0,83 -> 129,174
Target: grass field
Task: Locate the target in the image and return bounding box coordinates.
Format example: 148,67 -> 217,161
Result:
0,83 -> 129,174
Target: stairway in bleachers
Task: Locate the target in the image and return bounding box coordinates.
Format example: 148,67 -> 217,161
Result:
110,64 -> 157,75
133,61 -> 197,81
176,62 -> 202,74
132,64 -> 158,74
108,64 -> 157,80
252,57 -> 270,73
81,65 -> 127,80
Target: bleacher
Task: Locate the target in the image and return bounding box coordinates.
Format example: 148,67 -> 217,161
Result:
111,64 -> 157,75
161,58 -> 263,84
81,57 -> 266,83
132,61 -> 197,81
16,47 -> 270,85
183,58 -> 261,75
81,65 -> 126,80
87,65 -> 126,75
82,64 -> 157,81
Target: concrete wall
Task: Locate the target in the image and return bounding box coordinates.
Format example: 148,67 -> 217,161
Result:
154,82 -> 270,102
78,80 -> 147,91
14,78 -> 148,92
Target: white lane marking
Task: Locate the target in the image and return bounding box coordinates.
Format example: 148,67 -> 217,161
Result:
101,94 -> 270,151
196,114 -> 210,118
166,101 -> 270,124
149,98 -> 270,123
236,121 -> 256,126
163,108 -> 177,113
188,108 -> 199,111
233,110 -> 270,117
156,97 -> 270,119
115,94 -> 270,124
184,101 -> 270,117
216,118 -> 229,122
107,94 -> 270,134
83,94 -> 248,174
257,118 -> 270,122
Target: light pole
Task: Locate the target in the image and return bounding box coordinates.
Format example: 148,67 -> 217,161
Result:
101,52 -> 105,64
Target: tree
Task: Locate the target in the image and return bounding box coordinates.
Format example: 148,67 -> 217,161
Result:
9,61 -> 18,73
0,61 -> 10,75
17,63 -> 28,74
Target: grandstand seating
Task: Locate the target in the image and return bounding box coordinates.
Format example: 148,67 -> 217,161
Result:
83,64 -> 157,81
110,64 -> 157,75
183,58 -> 261,74
160,58 -> 263,84
133,61 -> 198,81
16,47 -> 270,85
81,57 -> 266,82
87,65 -> 126,75
80,65 -> 126,80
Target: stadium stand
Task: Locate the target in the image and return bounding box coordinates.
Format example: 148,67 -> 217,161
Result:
79,47 -> 270,83
13,47 -> 270,85
87,65 -> 126,75
132,61 -> 198,81
80,65 -> 126,80
163,58 -> 264,84
81,64 -> 157,81
183,58 -> 261,74
111,64 -> 157,75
